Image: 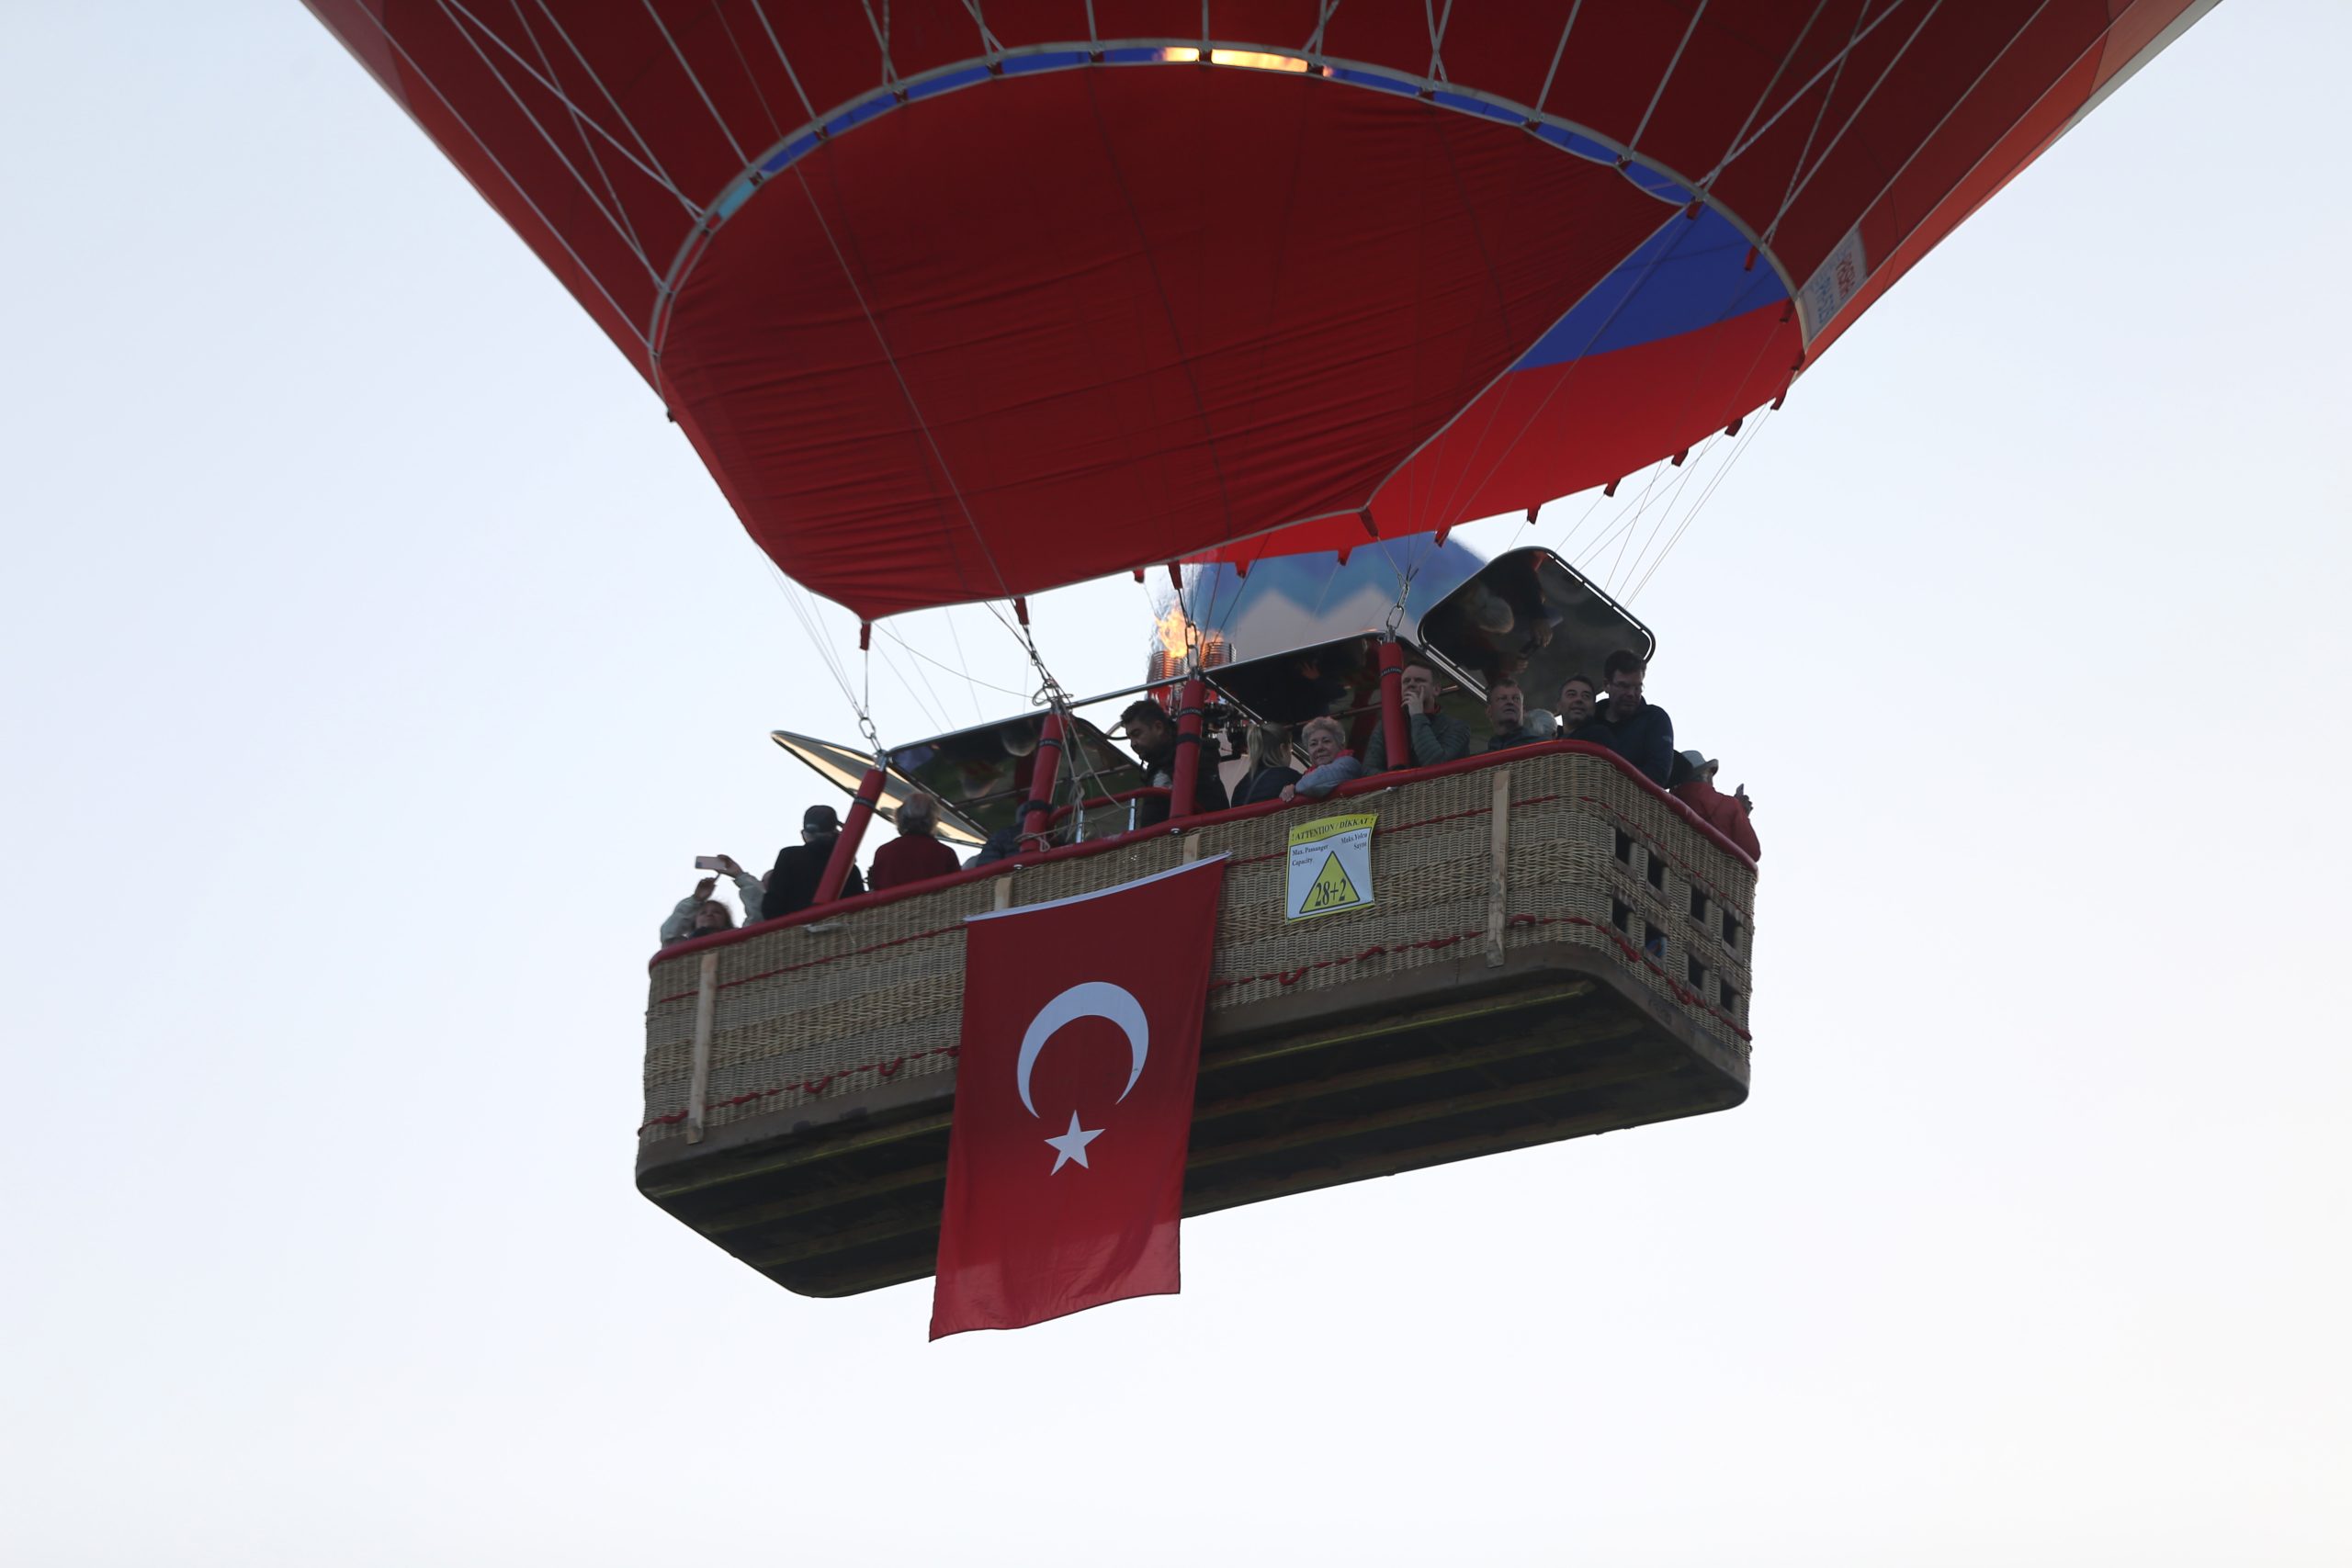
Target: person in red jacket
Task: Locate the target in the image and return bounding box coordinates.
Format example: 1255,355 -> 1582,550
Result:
870,793 -> 962,891
1671,750 -> 1760,861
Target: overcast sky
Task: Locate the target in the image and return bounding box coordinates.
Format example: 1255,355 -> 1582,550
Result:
3,4 -> 2346,1564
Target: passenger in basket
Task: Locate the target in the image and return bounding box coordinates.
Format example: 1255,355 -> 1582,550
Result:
762,804 -> 864,921
1363,662 -> 1473,772
660,856 -> 764,944
1281,716 -> 1364,802
869,792 -> 963,890
1235,723 -> 1301,806
1123,697 -> 1231,829
1557,673 -> 1599,734
1671,750 -> 1760,861
1482,677 -> 1549,753
1578,649 -> 1675,786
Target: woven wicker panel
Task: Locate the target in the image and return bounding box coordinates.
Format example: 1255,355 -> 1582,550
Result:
641,751 -> 1759,1144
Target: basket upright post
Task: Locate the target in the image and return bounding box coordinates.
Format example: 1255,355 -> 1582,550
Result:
817,767 -> 885,904
1170,676 -> 1207,819
1022,710 -> 1065,848
1376,638 -> 1410,770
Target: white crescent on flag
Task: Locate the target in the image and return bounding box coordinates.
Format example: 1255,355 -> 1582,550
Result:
1014,981 -> 1149,1117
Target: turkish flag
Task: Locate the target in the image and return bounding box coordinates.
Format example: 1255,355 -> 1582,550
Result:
930,856 -> 1228,1338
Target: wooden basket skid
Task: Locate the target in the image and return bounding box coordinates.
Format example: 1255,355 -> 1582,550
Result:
641,751 -> 1755,1146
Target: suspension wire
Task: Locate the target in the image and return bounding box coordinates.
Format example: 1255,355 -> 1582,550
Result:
639,0 -> 748,164
505,0 -> 651,265
1770,0 -> 1875,227
1304,0 -> 1344,57
959,0 -> 1009,58
1700,0 -> 1832,191
430,0 -> 664,285
344,6 -> 652,348
941,605 -> 986,721
1535,1 -> 1582,115
431,0 -> 697,212
1702,0 -> 1909,183
1624,1 -> 1707,158
763,561 -> 857,705
707,0 -> 787,143
1573,458 -> 1675,573
877,620 -> 1034,703
1627,409 -> 1774,602
1506,481 -> 1606,558
1611,434 -> 1723,593
1764,0 -> 1947,243
1848,0 -> 2058,270
745,0 -> 820,118
861,2 -> 902,93
873,632 -> 948,732
1612,306 -> 1792,592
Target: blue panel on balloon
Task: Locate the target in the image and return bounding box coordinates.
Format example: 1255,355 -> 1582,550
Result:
1514,209 -> 1789,367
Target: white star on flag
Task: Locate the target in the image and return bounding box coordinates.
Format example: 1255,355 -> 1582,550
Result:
1043,1111 -> 1104,1174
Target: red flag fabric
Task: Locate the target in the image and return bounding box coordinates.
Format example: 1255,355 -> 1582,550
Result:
931,857 -> 1229,1338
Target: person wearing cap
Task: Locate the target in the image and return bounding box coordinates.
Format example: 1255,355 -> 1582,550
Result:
1670,750 -> 1759,861
761,804 -> 865,921
869,792 -> 962,891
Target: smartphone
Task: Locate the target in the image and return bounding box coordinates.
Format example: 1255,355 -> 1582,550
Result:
693,855 -> 726,871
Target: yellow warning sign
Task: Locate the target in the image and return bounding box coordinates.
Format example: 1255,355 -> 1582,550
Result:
1285,812 -> 1376,921
1300,852 -> 1364,914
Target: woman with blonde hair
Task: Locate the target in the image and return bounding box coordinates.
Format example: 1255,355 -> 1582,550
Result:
1236,722 -> 1300,806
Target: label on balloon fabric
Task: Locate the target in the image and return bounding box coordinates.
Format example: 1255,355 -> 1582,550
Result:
1285,812 -> 1377,921
1796,224 -> 1871,343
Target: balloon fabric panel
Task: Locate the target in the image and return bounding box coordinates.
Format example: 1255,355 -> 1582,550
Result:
302,0 -> 2222,614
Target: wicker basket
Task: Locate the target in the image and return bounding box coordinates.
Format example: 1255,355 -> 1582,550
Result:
642,746 -> 1753,1146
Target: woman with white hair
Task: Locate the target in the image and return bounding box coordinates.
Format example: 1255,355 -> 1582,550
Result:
1281,716 -> 1364,802
870,792 -> 963,890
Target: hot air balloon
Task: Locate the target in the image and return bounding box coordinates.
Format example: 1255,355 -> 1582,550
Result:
304,1 -> 2221,1295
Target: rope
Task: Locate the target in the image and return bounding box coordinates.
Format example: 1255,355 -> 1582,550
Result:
1624,408 -> 1773,601
344,6 -> 652,346
1535,2 -> 1581,115
429,0 -> 664,286
639,0 -> 748,164
1625,1 -> 1707,158
1702,0 -> 1913,182
504,0 -> 652,264
1765,0 -> 1948,243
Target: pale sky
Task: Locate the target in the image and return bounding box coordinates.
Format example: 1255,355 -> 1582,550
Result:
3,4 -> 2347,1564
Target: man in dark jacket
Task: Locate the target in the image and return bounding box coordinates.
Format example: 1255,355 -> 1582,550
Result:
1481,677 -> 1547,753
762,803 -> 864,920
1123,698 -> 1230,829
1577,649 -> 1675,785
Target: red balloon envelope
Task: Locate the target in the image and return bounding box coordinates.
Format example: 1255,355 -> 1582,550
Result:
305,1 -> 2216,618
